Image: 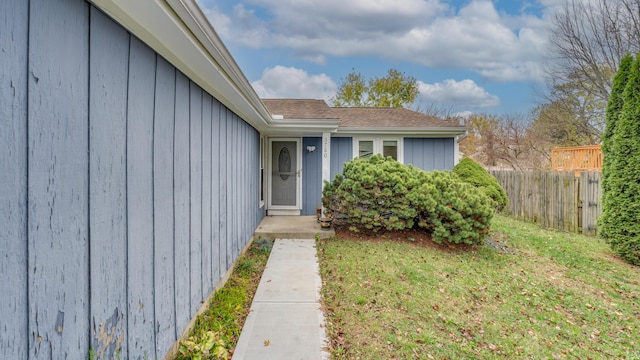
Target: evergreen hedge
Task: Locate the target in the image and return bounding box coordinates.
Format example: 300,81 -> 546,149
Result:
322,155 -> 494,245
598,54 -> 640,265
453,157 -> 508,210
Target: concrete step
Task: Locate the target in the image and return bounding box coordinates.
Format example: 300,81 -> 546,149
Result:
253,216 -> 335,240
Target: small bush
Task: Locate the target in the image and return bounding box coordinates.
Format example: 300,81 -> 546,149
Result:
416,171 -> 493,245
322,155 -> 493,245
453,158 -> 508,210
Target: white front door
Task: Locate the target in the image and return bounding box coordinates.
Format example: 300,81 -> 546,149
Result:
268,139 -> 301,215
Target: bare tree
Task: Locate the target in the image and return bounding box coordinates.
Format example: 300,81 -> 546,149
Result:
460,113 -> 553,171
412,101 -> 460,121
547,0 -> 640,103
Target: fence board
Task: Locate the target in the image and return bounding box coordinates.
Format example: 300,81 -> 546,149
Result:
580,172 -> 602,236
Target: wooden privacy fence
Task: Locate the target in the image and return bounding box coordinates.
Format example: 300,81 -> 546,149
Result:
490,171 -> 602,236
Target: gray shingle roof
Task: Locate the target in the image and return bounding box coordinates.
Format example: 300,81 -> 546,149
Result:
331,107 -> 463,128
262,99 -> 337,119
261,99 -> 463,129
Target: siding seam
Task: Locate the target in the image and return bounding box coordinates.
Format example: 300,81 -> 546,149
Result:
171,68 -> 178,342
151,52 -> 158,358
200,90 -> 204,301
124,32 -> 131,360
25,0 -> 31,355
187,81 -> 192,316
86,5 -> 92,354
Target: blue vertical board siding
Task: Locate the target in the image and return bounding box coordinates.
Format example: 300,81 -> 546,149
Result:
201,94 -> 213,295
27,0 -> 90,357
189,82 -> 203,313
1,1 -> 266,356
88,8 -> 129,358
173,71 -> 191,333
303,137 -> 323,215
219,109 -> 228,268
404,138 -> 455,171
239,122 -> 245,249
232,114 -> 242,256
210,100 -> 221,282
153,56 -> 177,357
126,37 -> 157,358
330,137 -> 353,178
0,0 -> 28,357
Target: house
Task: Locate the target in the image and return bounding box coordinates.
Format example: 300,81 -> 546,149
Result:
261,99 -> 467,216
0,0 -> 465,359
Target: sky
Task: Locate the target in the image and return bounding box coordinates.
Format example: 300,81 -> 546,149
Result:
197,0 -> 568,117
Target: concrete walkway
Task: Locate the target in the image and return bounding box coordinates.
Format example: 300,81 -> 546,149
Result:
232,239 -> 329,360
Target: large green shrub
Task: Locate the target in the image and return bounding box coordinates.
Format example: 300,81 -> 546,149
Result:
322,155 -> 424,231
322,155 -> 494,245
599,54 -> 640,265
453,157 -> 508,210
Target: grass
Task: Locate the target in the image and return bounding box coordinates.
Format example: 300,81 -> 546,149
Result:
175,237 -> 272,359
318,215 -> 640,359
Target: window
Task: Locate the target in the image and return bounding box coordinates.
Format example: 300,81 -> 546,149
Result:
358,140 -> 374,158
383,140 -> 398,160
353,137 -> 403,162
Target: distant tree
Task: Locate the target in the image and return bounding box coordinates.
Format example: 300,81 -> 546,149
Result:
460,113 -> 546,171
412,101 -> 459,120
331,70 -> 368,107
598,54 -> 640,265
459,114 -> 500,167
331,68 -> 418,108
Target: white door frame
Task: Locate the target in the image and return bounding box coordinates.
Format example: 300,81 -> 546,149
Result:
267,138 -> 302,215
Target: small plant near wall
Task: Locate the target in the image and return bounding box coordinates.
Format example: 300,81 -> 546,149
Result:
177,331 -> 228,360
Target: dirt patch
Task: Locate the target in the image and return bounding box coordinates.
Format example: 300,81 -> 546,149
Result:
484,231 -> 515,254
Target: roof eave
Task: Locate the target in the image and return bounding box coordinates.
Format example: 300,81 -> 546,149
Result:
90,0 -> 272,131
263,119 -> 340,135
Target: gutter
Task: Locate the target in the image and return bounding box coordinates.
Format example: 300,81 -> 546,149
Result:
335,127 -> 468,137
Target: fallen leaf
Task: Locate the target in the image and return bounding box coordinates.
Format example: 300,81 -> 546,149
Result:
264,340 -> 270,346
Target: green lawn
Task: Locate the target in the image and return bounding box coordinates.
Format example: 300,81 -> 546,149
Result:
318,215 -> 640,359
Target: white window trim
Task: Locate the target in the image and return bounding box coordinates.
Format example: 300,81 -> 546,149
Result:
353,137 -> 404,163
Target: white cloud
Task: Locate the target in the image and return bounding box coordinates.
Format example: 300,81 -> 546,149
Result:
251,66 -> 337,100
201,0 -> 555,82
417,79 -> 500,108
